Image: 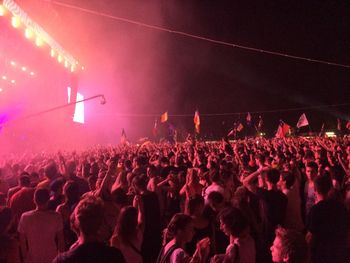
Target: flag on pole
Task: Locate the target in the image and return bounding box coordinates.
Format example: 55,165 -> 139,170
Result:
257,115 -> 263,131
194,110 -> 200,134
346,121 -> 350,130
337,118 -> 342,131
296,113 -> 309,128
152,119 -> 158,138
236,123 -> 244,132
246,112 -> 252,126
276,121 -> 290,138
160,111 -> 168,123
319,123 -> 325,136
120,128 -> 127,144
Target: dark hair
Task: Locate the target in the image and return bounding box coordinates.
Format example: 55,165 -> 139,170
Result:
50,178 -> 65,193
111,187 -> 128,206
44,162 -> 58,179
132,174 -> 148,191
19,175 -> 31,187
74,196 -> 104,236
219,207 -> 248,237
275,227 -> 309,263
255,154 -> 266,164
266,168 -> 280,185
63,181 -> 80,205
34,188 -> 50,206
114,206 -> 138,243
163,213 -> 192,245
208,191 -> 224,204
187,195 -> 204,215
306,161 -> 318,171
281,171 -> 296,189
209,170 -> 220,183
314,174 -> 332,196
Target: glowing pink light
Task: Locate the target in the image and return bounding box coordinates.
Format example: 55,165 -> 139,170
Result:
30,72 -> 35,76
0,88 -> 3,92
1,76 -> 6,80
67,87 -> 71,103
11,80 -> 15,84
21,66 -> 27,71
10,61 -> 15,66
73,92 -> 85,124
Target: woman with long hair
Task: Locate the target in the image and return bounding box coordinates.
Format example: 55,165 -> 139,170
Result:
157,213 -> 210,263
111,206 -> 143,263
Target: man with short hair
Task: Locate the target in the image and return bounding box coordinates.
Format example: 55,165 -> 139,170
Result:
18,188 -> 64,263
53,196 -> 125,263
306,174 -> 349,263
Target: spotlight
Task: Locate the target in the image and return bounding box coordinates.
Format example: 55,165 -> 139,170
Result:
25,28 -> 33,39
10,61 -> 15,66
22,66 -> 27,71
50,49 -> 55,57
70,65 -> 75,72
0,88 -> 3,92
64,60 -> 69,68
58,55 -> 63,63
35,36 -> 43,46
11,80 -> 15,84
2,76 -> 6,80
0,5 -> 6,16
30,72 -> 35,76
11,16 -> 20,28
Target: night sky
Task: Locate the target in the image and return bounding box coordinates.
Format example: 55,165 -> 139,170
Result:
4,0 -> 350,142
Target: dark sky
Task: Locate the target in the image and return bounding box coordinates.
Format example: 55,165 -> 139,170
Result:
6,0 -> 350,142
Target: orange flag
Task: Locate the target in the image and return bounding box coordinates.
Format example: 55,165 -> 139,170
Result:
160,111 -> 168,123
194,110 -> 200,133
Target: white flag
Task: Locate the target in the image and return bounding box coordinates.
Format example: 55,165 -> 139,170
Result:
296,113 -> 309,128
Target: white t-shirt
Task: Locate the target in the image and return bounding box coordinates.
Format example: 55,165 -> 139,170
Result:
18,210 -> 63,263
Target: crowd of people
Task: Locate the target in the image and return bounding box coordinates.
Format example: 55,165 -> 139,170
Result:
0,135 -> 349,263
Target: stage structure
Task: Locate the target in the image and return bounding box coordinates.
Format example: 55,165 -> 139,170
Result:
0,0 -> 86,151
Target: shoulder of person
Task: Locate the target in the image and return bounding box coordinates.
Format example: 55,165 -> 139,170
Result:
170,248 -> 188,262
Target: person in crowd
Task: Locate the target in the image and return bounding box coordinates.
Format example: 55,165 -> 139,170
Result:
0,207 -> 20,263
111,206 -> 143,263
279,171 -> 304,231
133,174 -> 162,263
9,179 -> 35,227
211,207 -> 256,263
56,180 -> 81,250
270,226 -> 308,263
37,162 -> 59,189
157,213 -> 210,263
306,174 -> 349,263
301,162 -> 318,222
180,168 -> 203,202
185,195 -> 212,255
18,188 -> 65,263
243,167 -> 288,262
204,191 -> 230,255
203,170 -> 225,204
53,196 -> 125,263
7,172 -> 31,203
48,178 -> 66,210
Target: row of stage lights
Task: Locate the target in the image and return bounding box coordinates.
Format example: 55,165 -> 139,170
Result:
0,4 -> 83,73
1,61 -> 35,91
